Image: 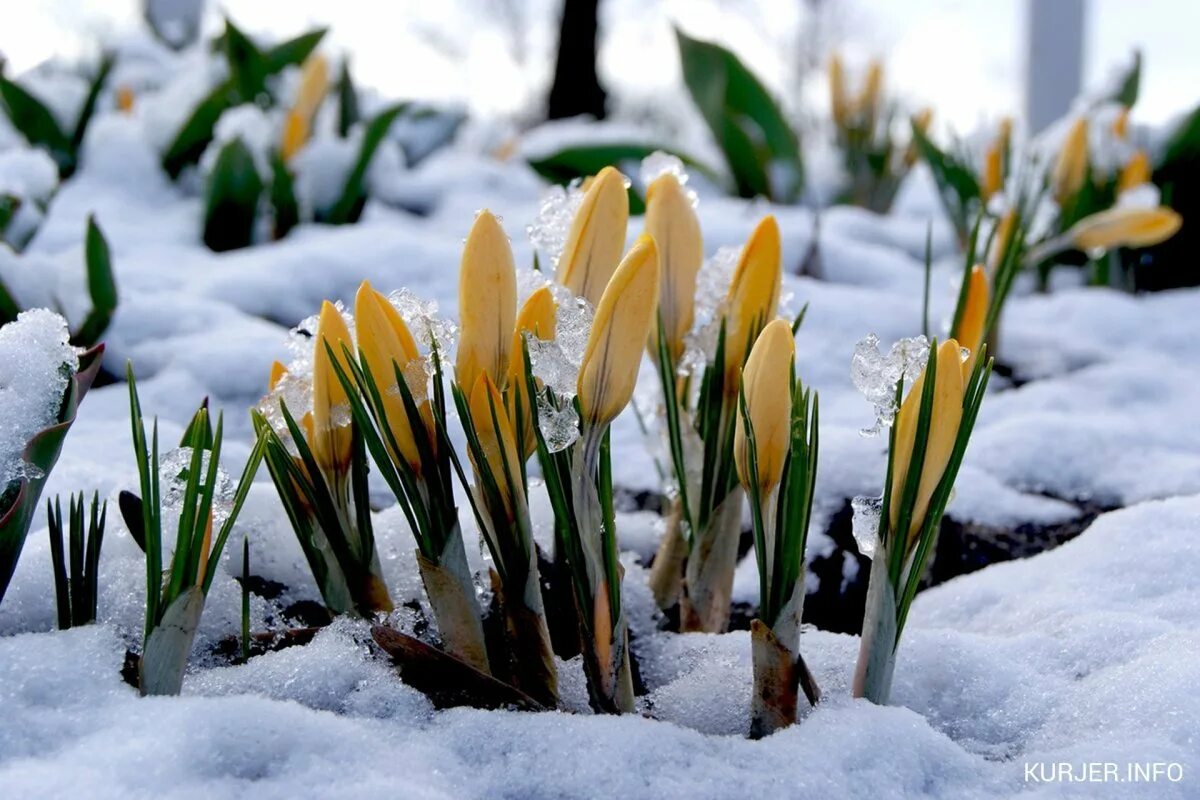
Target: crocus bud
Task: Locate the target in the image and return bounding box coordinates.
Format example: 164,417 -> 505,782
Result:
857,60 -> 883,126
988,209 -> 1016,276
1117,150 -> 1151,194
1052,118 -> 1089,205
1069,206 -> 1182,252
456,210 -> 517,395
1112,106 -> 1130,140
280,111 -> 309,162
293,53 -> 329,124
354,281 -> 429,468
557,166 -> 630,305
311,301 -> 355,474
734,319 -> 796,495
578,235 -> 661,429
116,85 -> 135,114
955,266 -> 989,378
644,173 -> 702,363
469,373 -> 522,513
887,340 -> 965,548
723,216 -> 782,389
508,286 -> 557,459
982,142 -> 1003,201
829,53 -> 849,129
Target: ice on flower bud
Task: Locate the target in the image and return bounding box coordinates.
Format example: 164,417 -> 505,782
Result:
1068,206 -> 1182,252
508,286 -> 557,459
1118,150 -> 1151,194
577,235 -> 661,429
1052,118 -> 1089,205
311,301 -> 354,474
955,266 -> 989,378
456,210 -> 517,395
354,280 -> 429,468
644,172 -> 702,363
556,166 -> 630,305
723,215 -> 782,389
469,373 -> 522,513
734,319 -> 796,495
887,340 -> 965,548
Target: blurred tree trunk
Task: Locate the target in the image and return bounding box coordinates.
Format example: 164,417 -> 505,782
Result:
548,0 -> 607,120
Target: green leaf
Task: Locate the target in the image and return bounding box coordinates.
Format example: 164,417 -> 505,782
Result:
72,215 -> 118,347
675,28 -> 803,202
1112,50 -> 1141,108
202,138 -> 264,252
269,153 -> 299,239
337,59 -> 359,138
910,125 -> 980,240
325,103 -> 407,224
0,73 -> 72,175
161,82 -> 235,179
223,19 -> 269,104
263,28 -> 328,74
70,53 -> 116,154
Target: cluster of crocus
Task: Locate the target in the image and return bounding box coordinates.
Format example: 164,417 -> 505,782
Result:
734,319 -> 821,737
127,368 -> 264,696
852,339 -> 992,703
648,208 -> 786,634
828,53 -> 930,212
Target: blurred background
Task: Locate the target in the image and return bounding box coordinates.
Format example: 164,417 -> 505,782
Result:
4,0 -> 1196,132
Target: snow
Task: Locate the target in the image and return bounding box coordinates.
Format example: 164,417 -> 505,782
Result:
1,20 -> 1198,799
0,309 -> 77,485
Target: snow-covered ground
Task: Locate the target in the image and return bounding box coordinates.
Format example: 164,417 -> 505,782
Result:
1,33 -> 1199,799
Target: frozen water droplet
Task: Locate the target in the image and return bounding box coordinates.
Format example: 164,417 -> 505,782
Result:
537,395 -> 580,453
851,495 -> 882,559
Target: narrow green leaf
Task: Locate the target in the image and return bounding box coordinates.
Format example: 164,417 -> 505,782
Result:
325,103 -> 407,224
202,138 -> 264,252
72,216 -> 118,347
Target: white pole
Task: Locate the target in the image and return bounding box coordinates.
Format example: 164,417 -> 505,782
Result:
1025,0 -> 1087,134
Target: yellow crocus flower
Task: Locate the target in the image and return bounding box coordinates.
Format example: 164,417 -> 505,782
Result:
644,172 -> 702,363
734,318 -> 796,495
280,53 -> 329,162
982,143 -> 1003,201
556,166 -> 630,305
577,235 -> 661,429
456,210 -> 517,395
1069,206 -> 1182,252
887,340 -> 965,547
311,301 -> 355,474
354,280 -> 430,468
955,266 -> 989,379
1052,118 -> 1089,205
723,215 -> 782,388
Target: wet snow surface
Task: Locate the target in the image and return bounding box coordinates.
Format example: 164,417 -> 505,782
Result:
1,78 -> 1199,799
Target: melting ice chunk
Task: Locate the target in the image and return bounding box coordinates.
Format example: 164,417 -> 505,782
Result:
851,333 -> 930,436
678,246 -> 742,377
526,181 -> 585,269
159,446 -> 236,533
851,495 -> 883,559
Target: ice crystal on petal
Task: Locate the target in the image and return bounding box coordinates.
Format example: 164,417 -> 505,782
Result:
851,495 -> 882,559
388,288 -> 456,356
526,181 -> 584,268
851,333 -> 930,436
640,151 -> 697,207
